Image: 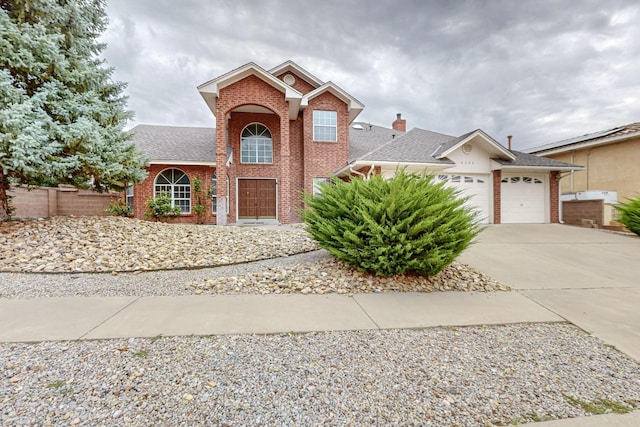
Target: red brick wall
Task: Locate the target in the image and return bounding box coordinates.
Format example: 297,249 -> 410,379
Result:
303,91 -> 350,200
275,72 -> 316,94
212,74 -> 348,224
131,164 -> 216,224
215,75 -> 291,223
492,170 -> 502,224
550,171 -> 560,223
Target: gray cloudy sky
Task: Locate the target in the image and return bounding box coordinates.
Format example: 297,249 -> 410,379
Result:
101,0 -> 640,150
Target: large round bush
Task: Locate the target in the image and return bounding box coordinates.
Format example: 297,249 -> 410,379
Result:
615,195 -> 640,236
302,171 -> 480,276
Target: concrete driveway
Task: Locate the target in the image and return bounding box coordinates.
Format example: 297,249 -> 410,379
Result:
458,224 -> 640,361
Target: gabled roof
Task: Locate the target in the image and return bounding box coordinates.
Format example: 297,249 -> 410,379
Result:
525,122 -> 640,155
302,81 -> 365,123
197,62 -> 303,120
340,123 -> 582,176
128,125 -> 216,165
268,60 -> 324,89
436,129 -> 516,161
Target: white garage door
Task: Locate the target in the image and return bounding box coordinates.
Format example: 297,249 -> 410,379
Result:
437,174 -> 491,224
501,174 -> 546,223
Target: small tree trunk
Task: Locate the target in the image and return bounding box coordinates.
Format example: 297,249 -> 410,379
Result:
0,169 -> 12,220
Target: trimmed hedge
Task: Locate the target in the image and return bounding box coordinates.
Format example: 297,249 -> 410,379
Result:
615,195 -> 640,236
302,171 -> 480,276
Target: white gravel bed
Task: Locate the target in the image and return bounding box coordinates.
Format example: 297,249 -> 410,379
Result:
2,324 -> 639,426
0,250 -> 507,299
0,216 -> 317,273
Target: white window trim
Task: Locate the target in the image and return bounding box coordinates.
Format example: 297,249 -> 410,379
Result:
241,123 -> 273,164
313,110 -> 337,142
312,177 -> 330,197
153,168 -> 191,214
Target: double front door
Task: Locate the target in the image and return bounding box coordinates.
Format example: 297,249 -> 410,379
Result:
238,179 -> 277,220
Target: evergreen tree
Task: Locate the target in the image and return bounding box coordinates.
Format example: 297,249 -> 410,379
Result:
0,0 -> 147,218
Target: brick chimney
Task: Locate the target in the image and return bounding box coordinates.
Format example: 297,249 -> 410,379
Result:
392,113 -> 406,132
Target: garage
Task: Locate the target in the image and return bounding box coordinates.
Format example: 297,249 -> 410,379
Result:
501,174 -> 547,223
437,174 -> 491,224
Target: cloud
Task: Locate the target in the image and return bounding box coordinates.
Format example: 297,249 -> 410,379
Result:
100,0 -> 640,149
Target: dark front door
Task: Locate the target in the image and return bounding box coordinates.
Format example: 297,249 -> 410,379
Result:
238,179 -> 276,220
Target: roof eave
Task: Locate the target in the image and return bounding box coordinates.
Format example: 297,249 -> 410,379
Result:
197,62 -> 303,119
268,60 -> 324,88
301,82 -> 365,124
494,164 -> 584,172
149,160 -> 216,166
334,160 -> 451,177
529,130 -> 640,156
438,129 -> 516,161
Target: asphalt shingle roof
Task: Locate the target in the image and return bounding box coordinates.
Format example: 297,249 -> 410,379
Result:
525,122 -> 640,154
494,151 -> 581,168
128,125 -> 216,163
357,128 -> 456,164
348,122 -> 405,162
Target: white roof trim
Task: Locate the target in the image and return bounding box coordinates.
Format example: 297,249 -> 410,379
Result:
149,160 -> 216,167
197,62 -> 303,120
268,60 -> 324,88
301,82 -> 365,123
334,160 -> 449,177
526,130 -> 640,156
492,163 -> 583,172
438,129 -> 516,161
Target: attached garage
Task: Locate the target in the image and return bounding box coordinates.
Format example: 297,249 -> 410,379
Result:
501,174 -> 547,223
437,174 -> 491,224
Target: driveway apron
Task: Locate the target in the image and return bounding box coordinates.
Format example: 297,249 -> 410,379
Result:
458,224 -> 640,361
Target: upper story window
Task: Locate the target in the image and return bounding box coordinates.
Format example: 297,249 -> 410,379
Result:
313,110 -> 337,142
154,168 -> 191,214
241,123 -> 273,163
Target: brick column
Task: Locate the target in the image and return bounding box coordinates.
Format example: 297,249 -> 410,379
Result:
492,170 -> 502,224
550,171 -> 560,223
215,116 -> 228,225
279,114 -> 291,224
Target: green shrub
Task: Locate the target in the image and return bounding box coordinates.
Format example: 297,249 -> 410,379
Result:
614,195 -> 640,236
302,171 -> 480,276
144,193 -> 181,221
106,198 -> 132,217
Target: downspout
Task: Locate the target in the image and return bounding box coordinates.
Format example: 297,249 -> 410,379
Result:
349,166 -> 366,178
586,150 -> 592,191
556,172 -> 573,224
366,164 -> 376,180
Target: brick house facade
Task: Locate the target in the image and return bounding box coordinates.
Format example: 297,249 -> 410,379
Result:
128,60 -> 581,225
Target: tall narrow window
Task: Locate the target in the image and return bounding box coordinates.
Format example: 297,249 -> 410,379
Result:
125,185 -> 134,212
154,168 -> 191,213
211,172 -> 217,213
241,123 -> 273,163
313,110 -> 337,142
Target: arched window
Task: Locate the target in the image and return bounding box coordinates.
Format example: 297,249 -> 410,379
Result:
154,168 -> 191,213
241,123 -> 272,163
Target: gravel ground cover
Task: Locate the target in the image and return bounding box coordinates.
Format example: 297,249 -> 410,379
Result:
0,216 -> 318,273
2,324 -> 639,426
0,217 -> 507,298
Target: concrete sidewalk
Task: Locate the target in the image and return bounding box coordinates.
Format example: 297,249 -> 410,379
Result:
0,291 -> 561,342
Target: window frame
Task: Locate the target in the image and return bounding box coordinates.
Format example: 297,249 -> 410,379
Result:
125,184 -> 134,212
211,172 -> 217,214
154,168 -> 191,214
312,177 -> 331,197
313,110 -> 337,142
240,123 -> 273,164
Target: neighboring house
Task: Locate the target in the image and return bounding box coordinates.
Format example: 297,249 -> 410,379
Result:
524,122 -> 640,203
127,60 -> 581,225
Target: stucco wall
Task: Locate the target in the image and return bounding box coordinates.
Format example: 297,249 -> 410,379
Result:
547,137 -> 640,202
8,186 -> 119,219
